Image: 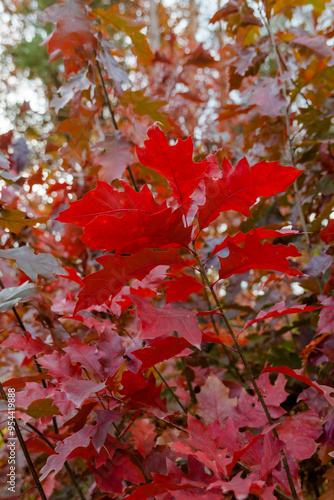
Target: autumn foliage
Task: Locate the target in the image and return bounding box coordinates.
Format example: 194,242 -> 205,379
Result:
0,1 -> 334,499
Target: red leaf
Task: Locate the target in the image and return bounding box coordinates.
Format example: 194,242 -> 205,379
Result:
75,249 -> 186,313
317,296 -> 334,334
210,227 -> 299,258
123,475 -> 193,500
198,158 -> 301,230
64,337 -> 103,380
95,328 -> 125,380
261,365 -> 334,406
218,232 -> 302,279
132,337 -> 191,369
96,40 -> 130,95
130,418 -> 156,458
130,295 -> 202,348
60,267 -> 84,286
240,301 -> 321,332
121,371 -> 168,418
136,125 -> 210,208
319,219 -> 334,244
82,206 -> 192,253
2,331 -> 53,356
247,80 -> 287,118
92,132 -> 133,183
57,180 -> 161,227
278,410 -> 323,460
164,273 -> 204,303
90,451 -> 144,494
171,415 -> 230,477
196,374 -> 237,425
41,0 -> 97,58
40,425 -> 99,480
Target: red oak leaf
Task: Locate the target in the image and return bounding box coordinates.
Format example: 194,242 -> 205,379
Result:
261,365 -> 334,406
123,474 -> 194,500
75,249 -> 186,313
92,131 -> 133,183
120,371 -> 168,418
209,472 -> 269,500
95,328 -> 125,380
319,219 -> 334,244
82,206 -> 192,253
136,125 -> 210,208
232,373 -> 287,428
198,157 -> 301,230
64,338 -> 102,380
92,409 -> 123,453
57,180 -> 161,227
132,337 -> 192,369
196,374 -> 237,425
40,422 -> 124,480
317,295 -> 334,334
89,451 -> 144,494
41,0 -> 97,59
278,410 -> 323,461
218,232 -> 302,279
210,227 -> 299,258
130,295 -> 202,348
164,273 -> 204,303
59,378 -> 105,408
171,415 -> 230,477
240,301 -> 321,332
130,418 -> 156,458
2,331 -> 53,357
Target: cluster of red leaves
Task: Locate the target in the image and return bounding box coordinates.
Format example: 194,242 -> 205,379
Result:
0,0 -> 334,499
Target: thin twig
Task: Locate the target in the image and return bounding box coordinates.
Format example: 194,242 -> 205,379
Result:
153,366 -> 187,413
112,314 -> 188,413
0,382 -> 47,500
191,242 -> 299,500
95,53 -> 139,192
181,358 -> 197,404
202,283 -> 245,383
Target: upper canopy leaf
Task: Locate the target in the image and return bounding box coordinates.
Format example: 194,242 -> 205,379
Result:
198,157 -> 301,230
136,125 -> 210,208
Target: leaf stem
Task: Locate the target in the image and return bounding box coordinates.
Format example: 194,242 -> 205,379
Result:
153,366 -> 187,413
0,382 -> 47,500
191,243 -> 299,500
181,358 -> 197,404
95,53 -> 139,192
